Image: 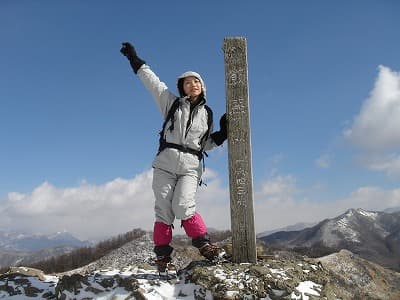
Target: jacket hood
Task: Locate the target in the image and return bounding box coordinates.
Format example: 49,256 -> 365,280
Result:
177,71 -> 206,98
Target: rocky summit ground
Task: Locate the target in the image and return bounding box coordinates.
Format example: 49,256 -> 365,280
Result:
1,233 -> 400,299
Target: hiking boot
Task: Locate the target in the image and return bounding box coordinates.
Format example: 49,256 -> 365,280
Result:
199,243 -> 222,261
155,255 -> 172,273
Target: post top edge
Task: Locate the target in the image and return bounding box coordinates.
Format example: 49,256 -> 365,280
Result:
224,36 -> 247,41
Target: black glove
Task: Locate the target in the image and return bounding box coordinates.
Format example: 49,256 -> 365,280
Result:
120,42 -> 145,74
210,113 -> 227,146
219,113 -> 227,135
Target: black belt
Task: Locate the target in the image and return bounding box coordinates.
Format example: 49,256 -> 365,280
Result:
158,141 -> 203,160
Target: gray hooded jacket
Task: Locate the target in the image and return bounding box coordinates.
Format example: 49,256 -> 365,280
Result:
137,64 -> 218,177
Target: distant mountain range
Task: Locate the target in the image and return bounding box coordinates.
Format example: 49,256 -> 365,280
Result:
256,222 -> 316,238
260,208 -> 400,271
0,231 -> 89,269
384,206 -> 400,213
0,230 -> 86,251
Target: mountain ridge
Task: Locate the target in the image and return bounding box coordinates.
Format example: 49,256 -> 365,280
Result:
260,208 -> 400,271
0,230 -> 87,252
0,230 -> 90,270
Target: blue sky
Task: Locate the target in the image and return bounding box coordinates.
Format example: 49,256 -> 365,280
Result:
1,1 -> 400,239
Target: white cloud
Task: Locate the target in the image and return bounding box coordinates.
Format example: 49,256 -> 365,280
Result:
1,170 -> 400,241
0,171 -> 155,240
341,186 -> 400,212
358,153 -> 400,178
344,65 -> 400,151
252,174 -> 400,232
343,65 -> 400,176
258,175 -> 297,198
0,168 -> 231,240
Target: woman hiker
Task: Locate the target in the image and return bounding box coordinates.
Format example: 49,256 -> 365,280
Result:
120,42 -> 228,272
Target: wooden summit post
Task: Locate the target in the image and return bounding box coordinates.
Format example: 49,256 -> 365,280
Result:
223,37 -> 256,263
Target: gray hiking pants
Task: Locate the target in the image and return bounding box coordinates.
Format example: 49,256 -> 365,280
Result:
152,167 -> 199,225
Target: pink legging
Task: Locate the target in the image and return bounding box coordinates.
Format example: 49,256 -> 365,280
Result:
153,212 -> 207,246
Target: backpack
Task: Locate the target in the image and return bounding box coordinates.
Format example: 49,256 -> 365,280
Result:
157,97 -> 213,161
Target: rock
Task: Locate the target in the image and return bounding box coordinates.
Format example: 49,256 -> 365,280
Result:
23,284 -> 43,297
7,266 -> 46,280
317,249 -> 400,300
55,273 -> 87,298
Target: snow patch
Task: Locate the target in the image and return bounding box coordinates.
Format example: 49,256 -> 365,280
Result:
269,268 -> 290,280
336,218 -> 360,243
358,209 -> 378,219
291,280 -> 322,300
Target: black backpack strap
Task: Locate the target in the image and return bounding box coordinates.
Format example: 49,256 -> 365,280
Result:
199,104 -> 213,149
198,105 -> 213,183
161,97 -> 180,135
158,98 -> 180,154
